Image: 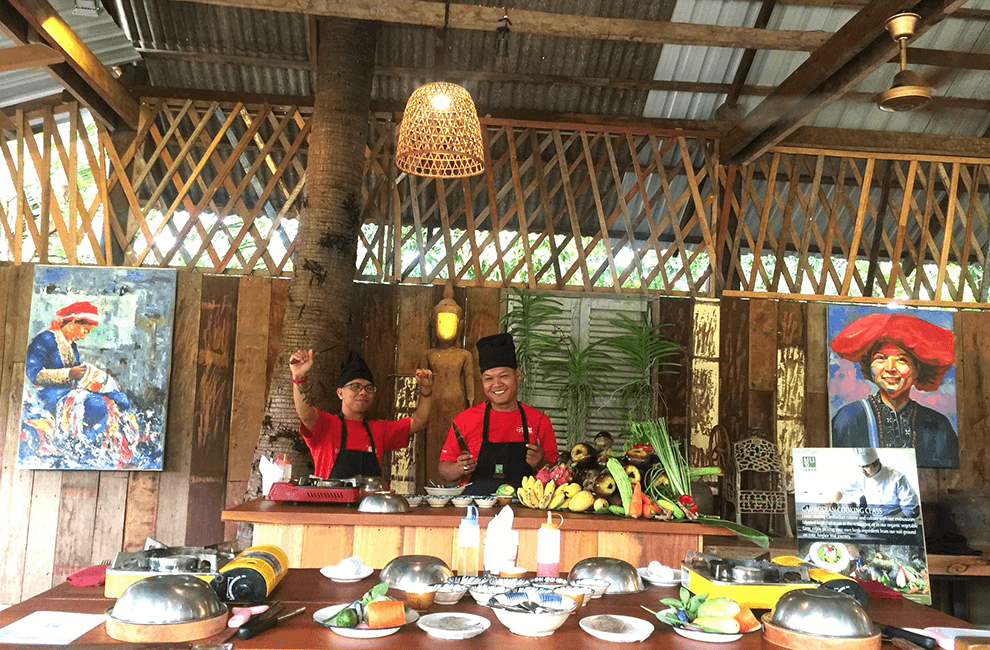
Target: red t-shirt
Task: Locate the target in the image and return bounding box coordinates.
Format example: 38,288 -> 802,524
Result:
301,410 -> 410,478
439,402 -> 558,463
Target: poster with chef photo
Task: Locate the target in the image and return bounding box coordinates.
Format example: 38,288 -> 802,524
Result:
792,447 -> 930,604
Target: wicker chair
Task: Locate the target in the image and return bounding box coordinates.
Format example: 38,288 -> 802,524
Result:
723,436 -> 792,537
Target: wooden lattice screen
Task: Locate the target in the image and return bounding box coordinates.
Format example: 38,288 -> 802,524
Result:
2,101 -> 990,303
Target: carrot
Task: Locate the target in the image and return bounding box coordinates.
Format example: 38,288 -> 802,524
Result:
642,494 -> 659,519
629,482 -> 644,518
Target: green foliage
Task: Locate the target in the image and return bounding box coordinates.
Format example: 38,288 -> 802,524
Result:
601,312 -> 680,424
500,288 -> 564,403
541,336 -> 614,447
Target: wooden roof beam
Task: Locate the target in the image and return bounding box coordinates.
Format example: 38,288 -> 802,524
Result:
721,0 -> 968,164
0,42 -> 63,70
2,0 -> 139,129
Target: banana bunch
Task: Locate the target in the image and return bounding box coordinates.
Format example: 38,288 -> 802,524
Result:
517,478 -> 584,510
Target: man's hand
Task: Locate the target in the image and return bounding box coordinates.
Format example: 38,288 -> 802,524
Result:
288,349 -> 313,381
455,452 -> 477,479
414,368 -> 434,395
526,443 -> 545,470
68,365 -> 86,380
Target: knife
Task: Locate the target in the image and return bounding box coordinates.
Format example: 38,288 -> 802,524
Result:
452,423 -> 471,456
880,624 -> 938,650
237,606 -> 306,639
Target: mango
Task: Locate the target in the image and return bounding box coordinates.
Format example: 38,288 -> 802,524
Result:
568,490 -> 595,512
693,616 -> 741,634
696,597 -> 741,619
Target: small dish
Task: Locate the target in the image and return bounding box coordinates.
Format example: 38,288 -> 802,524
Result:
320,564 -> 374,583
554,585 -> 594,608
426,495 -> 450,508
569,577 -> 609,599
580,615 -> 655,642
523,585 -> 556,596
530,576 -> 568,587
313,603 -> 420,639
657,608 -> 752,643
451,496 -> 475,507
425,485 -> 467,497
403,494 -> 424,507
431,582 -> 469,605
469,583 -> 511,604
487,576 -> 530,590
496,495 -> 513,506
637,567 -> 682,587
445,575 -> 488,587
474,496 -> 498,508
417,613 -> 491,640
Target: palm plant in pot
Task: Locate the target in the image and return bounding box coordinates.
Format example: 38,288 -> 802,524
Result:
500,288 -> 564,403
541,336 -> 614,448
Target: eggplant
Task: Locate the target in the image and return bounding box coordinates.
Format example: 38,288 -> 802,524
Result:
571,443 -> 597,469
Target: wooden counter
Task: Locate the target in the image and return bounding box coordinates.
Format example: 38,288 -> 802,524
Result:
222,498 -> 735,570
0,569 -> 973,650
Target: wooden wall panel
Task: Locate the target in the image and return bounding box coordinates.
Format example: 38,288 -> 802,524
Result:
155,272 -> 201,546
91,473 -> 127,563
393,285 -> 436,489
949,310 -> 990,492
718,297 -> 749,441
122,472 -> 159,551
747,298 -> 778,438
21,471 -> 60,596
52,472 -> 99,584
804,302 -> 829,448
186,275 -> 239,547
654,297 -> 693,441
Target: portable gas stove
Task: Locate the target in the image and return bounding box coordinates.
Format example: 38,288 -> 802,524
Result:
106,541 -> 236,598
266,476 -> 361,504
681,551 -> 852,609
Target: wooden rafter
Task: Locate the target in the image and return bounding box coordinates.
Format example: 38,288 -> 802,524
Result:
1,0 -> 139,129
0,42 -> 63,71
721,0 -> 969,164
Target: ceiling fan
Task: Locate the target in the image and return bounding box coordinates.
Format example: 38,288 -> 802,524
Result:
877,13 -> 932,112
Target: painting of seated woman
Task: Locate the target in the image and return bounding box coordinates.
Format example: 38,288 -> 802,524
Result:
18,266 -> 177,470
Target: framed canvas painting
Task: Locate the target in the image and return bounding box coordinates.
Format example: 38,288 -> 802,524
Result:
18,266 -> 177,470
827,304 -> 958,469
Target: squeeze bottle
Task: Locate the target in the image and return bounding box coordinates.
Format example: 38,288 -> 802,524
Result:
275,453 -> 292,482
536,512 -> 561,577
454,505 -> 480,576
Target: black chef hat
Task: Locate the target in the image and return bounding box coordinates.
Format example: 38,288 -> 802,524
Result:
477,333 -> 518,372
338,351 -> 374,387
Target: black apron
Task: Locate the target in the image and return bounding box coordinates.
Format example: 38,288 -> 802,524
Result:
462,403 -> 532,496
327,414 -> 380,480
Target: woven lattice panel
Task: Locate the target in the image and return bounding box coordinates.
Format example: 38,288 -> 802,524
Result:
737,490 -> 788,514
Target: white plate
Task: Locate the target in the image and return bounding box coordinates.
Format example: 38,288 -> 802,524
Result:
809,541 -> 851,572
313,603 -> 419,638
657,608 -> 754,643
637,567 -> 682,587
319,565 -> 374,583
417,613 -> 491,640
580,615 -> 655,643
424,485 -> 467,497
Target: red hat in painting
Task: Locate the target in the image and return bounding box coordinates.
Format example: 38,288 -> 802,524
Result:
830,313 -> 954,391
55,301 -> 100,326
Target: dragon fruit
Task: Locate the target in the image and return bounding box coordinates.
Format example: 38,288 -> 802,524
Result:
549,463 -> 572,487
535,465 -> 554,484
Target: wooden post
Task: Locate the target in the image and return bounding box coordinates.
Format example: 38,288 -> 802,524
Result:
107,129 -> 136,266
248,19 -> 378,497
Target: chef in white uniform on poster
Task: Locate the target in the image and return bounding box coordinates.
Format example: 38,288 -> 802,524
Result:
830,447 -> 920,518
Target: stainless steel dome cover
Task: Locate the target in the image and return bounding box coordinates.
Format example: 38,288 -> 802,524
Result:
379,555 -> 453,591
109,574 -> 227,625
769,588 -> 877,638
567,557 -> 645,594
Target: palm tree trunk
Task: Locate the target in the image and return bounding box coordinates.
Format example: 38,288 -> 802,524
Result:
245,19 -> 378,507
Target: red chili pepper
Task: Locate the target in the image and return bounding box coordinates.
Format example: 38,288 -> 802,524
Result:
689,504 -> 698,513
678,494 -> 694,504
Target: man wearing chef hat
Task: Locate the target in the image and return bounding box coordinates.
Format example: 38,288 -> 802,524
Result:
830,312 -> 958,468
437,333 -> 559,496
829,448 -> 919,519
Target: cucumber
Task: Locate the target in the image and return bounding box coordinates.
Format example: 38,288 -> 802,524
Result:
608,505 -> 626,516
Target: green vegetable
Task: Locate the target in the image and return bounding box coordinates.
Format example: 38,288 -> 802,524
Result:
360,582 -> 389,605
608,505 -> 625,516
332,608 -> 358,628
607,457 -> 633,515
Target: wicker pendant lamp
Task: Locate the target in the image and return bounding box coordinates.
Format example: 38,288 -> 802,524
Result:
395,81 -> 486,178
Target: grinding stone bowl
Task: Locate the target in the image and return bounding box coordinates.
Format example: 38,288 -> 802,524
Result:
106,574 -> 228,642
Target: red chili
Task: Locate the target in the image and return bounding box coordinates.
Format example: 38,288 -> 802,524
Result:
678,495 -> 694,504
689,504 -> 698,513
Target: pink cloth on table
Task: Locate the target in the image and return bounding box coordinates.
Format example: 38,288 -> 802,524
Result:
855,577 -> 903,598
66,563 -> 107,587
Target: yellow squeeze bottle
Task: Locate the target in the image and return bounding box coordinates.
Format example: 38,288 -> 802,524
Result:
454,505 -> 480,576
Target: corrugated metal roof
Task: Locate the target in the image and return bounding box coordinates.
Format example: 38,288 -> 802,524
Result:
0,0 -> 140,110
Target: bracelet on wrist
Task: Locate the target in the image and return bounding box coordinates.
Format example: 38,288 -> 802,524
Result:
290,376 -> 308,385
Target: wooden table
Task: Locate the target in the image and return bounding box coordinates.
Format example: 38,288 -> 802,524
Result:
0,569 -> 974,649
222,498 -> 736,570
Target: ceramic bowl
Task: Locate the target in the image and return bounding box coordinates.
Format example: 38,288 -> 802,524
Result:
487,576 -> 530,590
426,495 -> 450,508
444,575 -> 488,587
469,583 -> 511,604
357,492 -> 411,513
424,485 -> 467,497
488,591 -> 576,637
451,496 -> 475,507
474,496 -> 498,508
568,557 -> 644,594
554,584 -> 594,608
496,495 -> 513,506
380,555 -> 453,591
529,576 -> 569,587
403,494 -> 424,507
430,582 -> 469,605
568,577 -> 610,599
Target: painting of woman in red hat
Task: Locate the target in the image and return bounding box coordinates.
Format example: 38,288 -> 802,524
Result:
19,266 -> 177,471
828,306 -> 958,469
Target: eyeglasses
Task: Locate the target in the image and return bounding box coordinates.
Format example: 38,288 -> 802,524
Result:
343,382 -> 377,394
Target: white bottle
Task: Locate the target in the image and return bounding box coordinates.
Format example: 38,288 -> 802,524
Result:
454,505 -> 480,576
275,453 -> 292,483
536,512 -> 561,577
